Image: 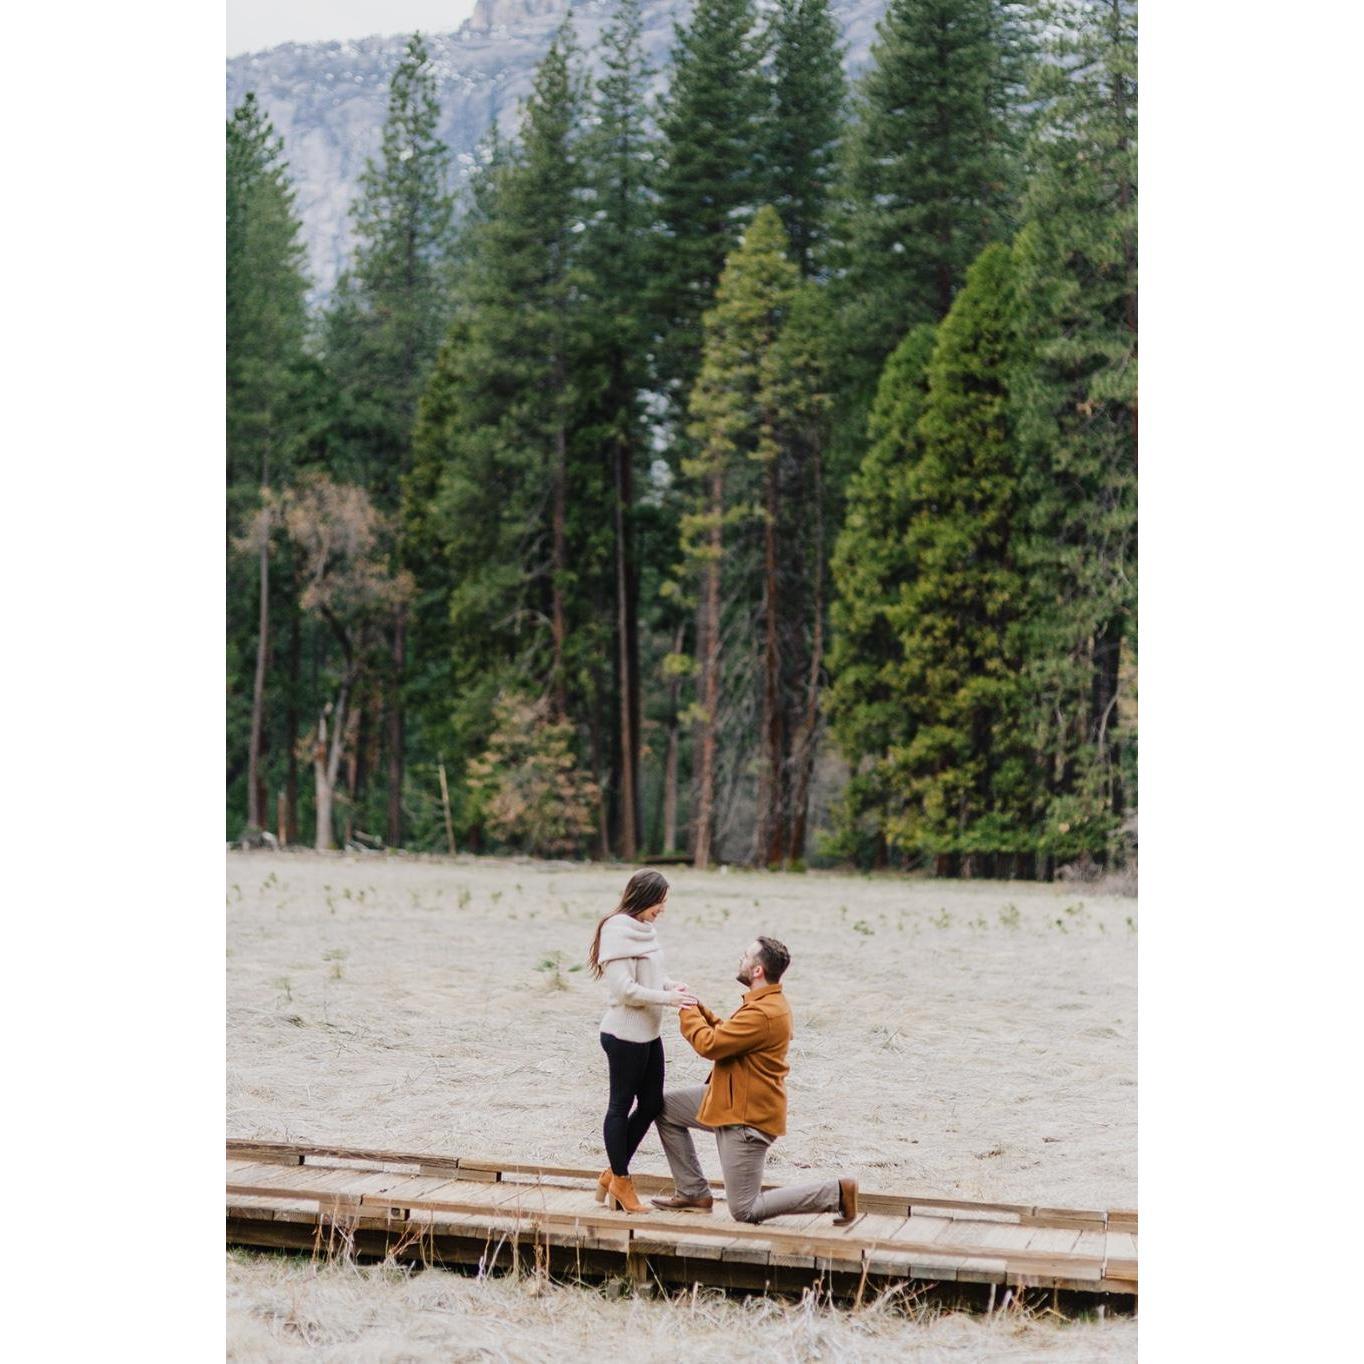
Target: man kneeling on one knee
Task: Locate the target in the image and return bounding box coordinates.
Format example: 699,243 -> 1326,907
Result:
652,935 -> 858,1225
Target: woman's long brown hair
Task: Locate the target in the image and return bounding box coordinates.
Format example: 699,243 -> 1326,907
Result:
587,868 -> 670,978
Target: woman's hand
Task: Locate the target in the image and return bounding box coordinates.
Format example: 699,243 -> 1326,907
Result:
670,989 -> 699,1009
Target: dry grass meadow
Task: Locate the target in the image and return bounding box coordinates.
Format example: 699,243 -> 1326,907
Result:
226,850 -> 1137,1361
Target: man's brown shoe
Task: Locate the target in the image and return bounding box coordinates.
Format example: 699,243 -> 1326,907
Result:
832,1177 -> 859,1226
649,1191 -> 714,1212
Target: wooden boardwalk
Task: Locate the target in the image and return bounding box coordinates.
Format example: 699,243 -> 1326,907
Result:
227,1139 -> 1137,1304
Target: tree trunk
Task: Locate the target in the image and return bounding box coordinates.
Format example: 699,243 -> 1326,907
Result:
348,688 -> 366,819
284,592 -> 301,844
662,620 -> 685,854
246,500 -> 271,830
613,430 -> 638,861
314,708 -> 335,852
694,468 -> 724,869
550,413 -> 568,718
788,437 -> 826,865
313,677 -> 353,852
1092,620 -> 1124,815
758,445 -> 783,867
437,758 -> 456,854
386,612 -> 406,846
342,698 -> 363,846
588,710 -> 610,860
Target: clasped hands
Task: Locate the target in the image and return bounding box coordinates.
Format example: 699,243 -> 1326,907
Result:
670,982 -> 700,1010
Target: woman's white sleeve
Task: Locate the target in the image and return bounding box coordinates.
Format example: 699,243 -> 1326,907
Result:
603,958 -> 676,1007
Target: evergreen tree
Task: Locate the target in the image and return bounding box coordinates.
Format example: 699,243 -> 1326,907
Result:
765,0 -> 846,276
879,243 -> 1035,868
226,93 -> 311,836
683,206 -> 825,867
321,32 -> 456,846
410,25 -> 606,849
579,0 -> 656,858
651,0 -> 771,425
324,32 -> 455,503
832,0 -> 1030,479
1013,0 -> 1137,863
403,144 -> 508,815
825,321 -> 937,864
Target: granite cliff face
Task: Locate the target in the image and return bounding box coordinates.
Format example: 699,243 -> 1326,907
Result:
225,0 -> 888,299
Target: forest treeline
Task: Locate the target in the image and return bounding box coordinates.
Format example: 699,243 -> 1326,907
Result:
226,0 -> 1136,877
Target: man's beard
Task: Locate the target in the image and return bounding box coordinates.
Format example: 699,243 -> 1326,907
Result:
736,968 -> 752,987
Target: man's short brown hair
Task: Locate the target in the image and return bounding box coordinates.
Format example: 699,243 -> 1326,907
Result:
756,936 -> 790,983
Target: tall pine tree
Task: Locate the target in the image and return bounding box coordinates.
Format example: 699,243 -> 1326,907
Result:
651,0 -> 771,426
881,243 -> 1036,870
683,206 -> 826,867
579,0 -> 655,858
226,93 -> 311,837
409,24 -> 608,850
765,0 -> 846,277
1013,0 -> 1137,864
831,0 -> 1030,480
825,321 -> 937,865
322,32 -> 455,845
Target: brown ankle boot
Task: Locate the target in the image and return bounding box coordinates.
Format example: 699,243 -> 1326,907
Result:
607,1174 -> 647,1214
594,1168 -> 612,1204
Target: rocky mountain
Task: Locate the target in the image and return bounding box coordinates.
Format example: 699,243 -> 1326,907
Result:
225,0 -> 889,300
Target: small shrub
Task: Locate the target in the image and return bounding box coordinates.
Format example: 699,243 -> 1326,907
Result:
466,692 -> 602,858
536,951 -> 583,991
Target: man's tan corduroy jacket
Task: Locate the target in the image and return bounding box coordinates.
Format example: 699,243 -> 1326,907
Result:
678,982 -> 791,1137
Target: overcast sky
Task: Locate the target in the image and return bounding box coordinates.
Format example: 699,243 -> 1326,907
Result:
228,1 -> 479,56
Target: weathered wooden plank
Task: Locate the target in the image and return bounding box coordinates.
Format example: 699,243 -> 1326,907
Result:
225,1140 -> 1138,1294
225,1145 -> 303,1167
1004,1258 -> 1106,1285
867,1246 -> 965,1281
850,1216 -> 910,1275
227,1158 -> 278,1176
301,1154 -> 421,1174
1029,1205 -> 1109,1225
899,1212 -> 957,1244
942,1219 -> 1038,1256
1017,1211 -> 1103,1231
227,1192 -> 323,1223
228,1139 -> 1130,1232
359,1174 -> 469,1207
507,1186 -> 596,1215
226,1175 -> 1115,1281
225,1161 -> 315,1189
767,1213 -> 837,1270
1022,1225 -> 1082,1256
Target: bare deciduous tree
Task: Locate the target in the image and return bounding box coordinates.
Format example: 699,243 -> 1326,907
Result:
270,475 -> 413,850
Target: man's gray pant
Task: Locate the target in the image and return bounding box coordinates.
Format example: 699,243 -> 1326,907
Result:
655,1084 -> 841,1223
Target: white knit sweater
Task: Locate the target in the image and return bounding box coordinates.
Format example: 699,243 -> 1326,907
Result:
597,913 -> 679,1043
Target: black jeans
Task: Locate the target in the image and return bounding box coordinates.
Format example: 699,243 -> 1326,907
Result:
600,1032 -> 665,1176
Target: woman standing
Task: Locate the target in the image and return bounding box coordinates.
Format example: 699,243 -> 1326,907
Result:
588,869 -> 695,1213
